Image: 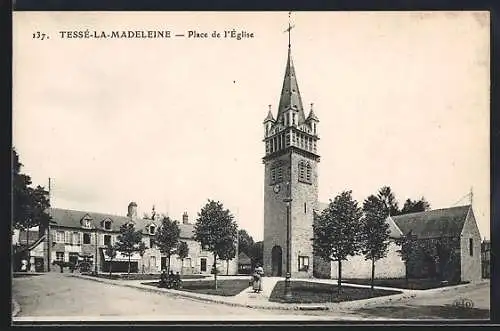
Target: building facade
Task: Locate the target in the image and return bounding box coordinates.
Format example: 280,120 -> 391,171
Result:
35,202 -> 238,275
262,38 -> 323,279
326,205 -> 482,282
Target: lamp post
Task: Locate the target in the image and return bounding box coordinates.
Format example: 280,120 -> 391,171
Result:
284,181 -> 292,300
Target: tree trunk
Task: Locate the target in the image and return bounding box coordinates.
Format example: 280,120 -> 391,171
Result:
226,260 -> 229,275
371,257 -> 375,293
213,253 -> 218,290
128,255 -> 131,275
167,255 -> 171,274
109,259 -> 113,277
405,262 -> 409,286
27,229 -> 30,271
180,259 -> 183,275
338,259 -> 342,295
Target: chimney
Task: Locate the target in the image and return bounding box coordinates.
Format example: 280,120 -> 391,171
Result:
127,202 -> 138,219
182,212 -> 189,224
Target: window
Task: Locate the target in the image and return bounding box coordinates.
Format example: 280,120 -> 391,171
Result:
104,220 -> 111,230
276,167 -> 283,183
149,225 -> 156,235
104,235 -> 111,246
298,161 -> 312,184
298,161 -> 306,182
292,114 -> 296,125
55,231 -> 65,243
56,252 -> 64,262
306,163 -> 312,182
201,258 -> 207,272
470,238 -> 474,256
298,256 -> 309,272
83,233 -> 91,244
270,168 -> 276,184
150,238 -> 155,248
72,232 -> 81,245
64,231 -> 71,244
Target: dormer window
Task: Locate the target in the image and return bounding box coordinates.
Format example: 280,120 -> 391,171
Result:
104,220 -> 112,230
149,225 -> 156,235
81,215 -> 93,229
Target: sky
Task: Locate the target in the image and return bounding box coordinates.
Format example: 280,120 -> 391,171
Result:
13,11 -> 490,241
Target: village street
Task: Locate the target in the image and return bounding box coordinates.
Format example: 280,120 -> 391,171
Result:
12,273 -> 490,322
11,273 -> 350,321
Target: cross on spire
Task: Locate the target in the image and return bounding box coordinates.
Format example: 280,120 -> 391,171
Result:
284,11 -> 295,49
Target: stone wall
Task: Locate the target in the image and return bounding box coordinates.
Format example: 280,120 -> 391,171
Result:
460,208 -> 482,281
330,241 -> 405,279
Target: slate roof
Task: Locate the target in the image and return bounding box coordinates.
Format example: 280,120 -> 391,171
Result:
238,252 -> 251,265
276,47 -> 307,125
391,205 -> 471,239
49,208 -> 195,239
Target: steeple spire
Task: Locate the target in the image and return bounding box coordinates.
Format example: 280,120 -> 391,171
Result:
277,12 -> 305,125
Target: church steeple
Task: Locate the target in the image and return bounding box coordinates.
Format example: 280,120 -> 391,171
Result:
263,12 -> 319,160
276,47 -> 306,126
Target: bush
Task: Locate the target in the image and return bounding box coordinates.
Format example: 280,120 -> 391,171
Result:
210,267 -> 221,275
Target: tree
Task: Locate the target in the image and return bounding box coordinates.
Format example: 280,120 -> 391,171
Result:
218,237 -> 237,275
155,216 -> 180,274
312,191 -> 363,294
238,229 -> 255,257
400,197 -> 431,215
377,186 -> 400,216
395,231 -> 421,285
104,243 -> 117,277
12,148 -> 51,268
177,241 -> 189,275
249,241 -> 263,268
115,223 -> 143,275
194,199 -> 238,289
360,195 -> 391,292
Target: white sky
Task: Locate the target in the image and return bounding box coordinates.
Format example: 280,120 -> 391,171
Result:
13,11 -> 490,241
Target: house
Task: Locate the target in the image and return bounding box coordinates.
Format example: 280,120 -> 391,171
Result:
238,252 -> 252,274
327,205 -> 482,282
32,202 -> 238,275
12,229 -> 47,272
481,239 -> 490,279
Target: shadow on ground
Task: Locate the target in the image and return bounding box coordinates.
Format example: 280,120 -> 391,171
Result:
355,305 -> 490,320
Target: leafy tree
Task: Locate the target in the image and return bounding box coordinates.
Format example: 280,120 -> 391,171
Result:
250,241 -> 263,268
313,191 -> 363,294
194,199 -> 238,289
360,195 -> 390,291
155,216 -> 180,274
400,197 -> 431,215
238,229 -> 255,257
218,237 -> 237,275
177,241 -> 189,275
377,186 -> 400,216
115,223 -> 144,275
104,243 -> 117,277
395,231 -> 421,285
12,148 -> 51,267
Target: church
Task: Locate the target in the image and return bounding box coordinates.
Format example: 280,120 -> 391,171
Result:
262,24 -> 483,283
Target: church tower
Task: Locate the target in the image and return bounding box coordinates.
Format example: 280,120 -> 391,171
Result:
262,19 -> 320,278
